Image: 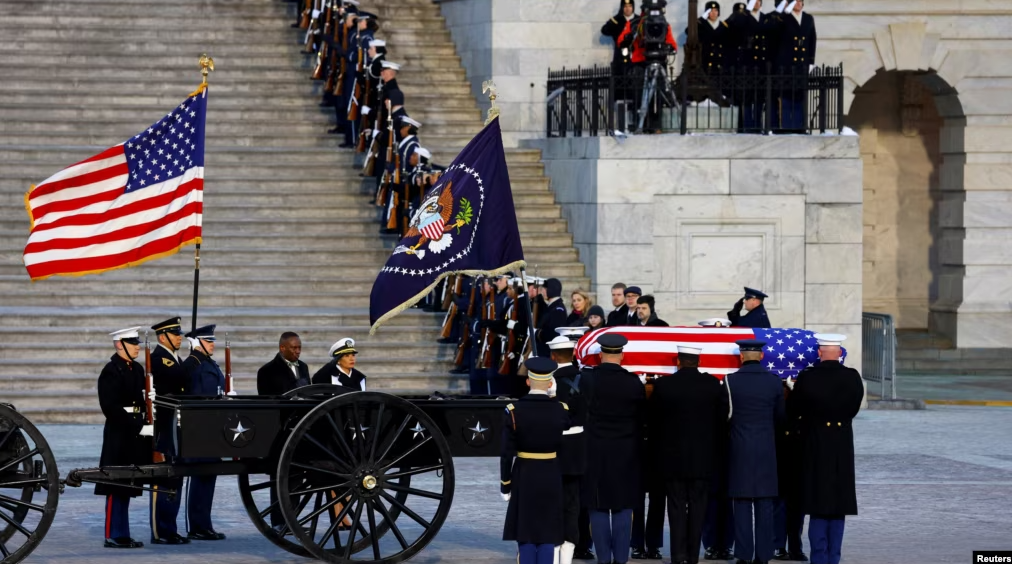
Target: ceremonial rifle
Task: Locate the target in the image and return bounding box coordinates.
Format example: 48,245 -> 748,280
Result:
442,273 -> 460,311
454,277 -> 478,366
479,284 -> 497,369
224,334 -> 234,395
381,100 -> 397,229
303,0 -> 320,54
347,43 -> 363,121
439,275 -> 462,339
355,72 -> 372,152
331,14 -> 352,96
299,0 -> 311,29
144,333 -> 165,463
363,82 -> 383,178
498,293 -> 518,376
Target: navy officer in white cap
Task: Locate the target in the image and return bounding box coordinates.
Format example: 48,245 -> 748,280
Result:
787,334 -> 863,564
500,356 -> 572,564
181,324 -> 227,541
97,327 -> 153,548
312,337 -> 367,390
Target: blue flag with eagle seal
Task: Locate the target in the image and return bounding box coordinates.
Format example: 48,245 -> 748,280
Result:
369,117 -> 525,332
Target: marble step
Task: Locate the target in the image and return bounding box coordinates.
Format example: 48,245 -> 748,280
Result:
0,44 -> 460,62
0,26 -> 454,45
0,324 -> 447,345
0,64 -> 466,84
0,289 -> 376,308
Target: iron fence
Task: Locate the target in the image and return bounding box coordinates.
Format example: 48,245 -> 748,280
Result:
862,312 -> 897,400
545,62 -> 845,136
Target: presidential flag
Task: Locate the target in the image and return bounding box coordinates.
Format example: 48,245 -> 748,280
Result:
575,326 -> 848,379
23,86 -> 208,281
369,117 -> 525,331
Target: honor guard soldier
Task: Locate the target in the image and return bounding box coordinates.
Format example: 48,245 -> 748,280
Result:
548,334 -> 592,564
648,345 -> 730,564
727,0 -> 769,131
533,278 -> 567,356
500,357 -> 572,564
788,334 -> 863,564
773,0 -> 816,131
97,327 -> 153,549
312,338 -> 367,390
581,333 -> 645,564
728,286 -> 772,328
696,1 -> 731,73
148,317 -> 191,545
181,324 -> 227,541
725,339 -> 785,564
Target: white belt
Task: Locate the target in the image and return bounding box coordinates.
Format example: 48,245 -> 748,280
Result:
562,426 -> 584,436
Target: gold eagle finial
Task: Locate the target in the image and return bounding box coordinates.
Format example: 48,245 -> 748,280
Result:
199,54 -> 215,86
482,79 -> 500,126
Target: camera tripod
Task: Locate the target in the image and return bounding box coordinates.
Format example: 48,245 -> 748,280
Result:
636,59 -> 676,133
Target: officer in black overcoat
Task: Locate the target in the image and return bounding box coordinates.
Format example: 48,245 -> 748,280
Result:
97,327 -> 153,549
725,339 -> 785,564
693,1 -> 731,74
772,0 -> 816,131
501,357 -> 571,564
147,317 -> 191,545
256,332 -> 310,396
788,334 -> 863,564
581,334 -> 645,564
773,369 -> 805,560
601,0 -> 638,83
727,0 -> 769,131
728,286 -> 772,328
548,334 -> 591,564
648,345 -> 730,564
181,324 -> 226,541
533,278 -> 567,356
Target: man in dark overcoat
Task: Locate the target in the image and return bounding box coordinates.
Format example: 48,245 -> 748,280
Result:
725,339 -> 785,564
256,331 -> 310,396
787,334 -> 863,564
501,357 -> 571,564
97,327 -> 153,549
147,317 -> 191,545
581,334 -> 646,564
773,370 -> 805,560
648,345 -> 730,564
181,324 -> 227,541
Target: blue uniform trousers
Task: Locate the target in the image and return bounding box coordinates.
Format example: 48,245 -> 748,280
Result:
732,497 -> 774,563
589,508 -> 633,564
150,477 -> 184,539
702,494 -> 734,551
488,367 -> 511,396
468,346 -> 488,395
518,543 -> 557,564
773,497 -> 805,554
184,458 -> 218,533
630,488 -> 665,551
808,516 -> 845,564
105,494 -> 131,539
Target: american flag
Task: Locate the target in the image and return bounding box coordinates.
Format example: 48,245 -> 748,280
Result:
23,87 -> 208,281
574,326 -> 847,380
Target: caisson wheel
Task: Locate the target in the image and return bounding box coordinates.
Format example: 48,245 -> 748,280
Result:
0,404 -> 59,564
277,392 -> 454,564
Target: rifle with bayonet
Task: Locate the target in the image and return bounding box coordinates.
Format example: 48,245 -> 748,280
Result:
363,80 -> 384,179
498,289 -> 519,376
439,275 -> 462,339
224,333 -> 233,395
478,282 -> 496,369
381,100 -> 398,229
454,277 -> 478,367
303,0 -> 320,54
355,71 -> 372,152
347,41 -> 363,122
144,332 -> 165,463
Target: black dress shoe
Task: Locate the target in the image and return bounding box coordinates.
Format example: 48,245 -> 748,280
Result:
704,548 -> 718,560
772,549 -> 789,560
631,548 -> 647,559
327,127 -> 342,134
104,537 -> 143,548
338,142 -> 354,148
437,338 -> 455,344
644,549 -> 663,559
151,532 -> 190,545
573,549 -> 595,560
787,552 -> 808,562
717,550 -> 733,560
187,529 -> 226,541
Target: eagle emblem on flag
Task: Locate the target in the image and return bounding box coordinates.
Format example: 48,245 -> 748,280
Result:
395,181 -> 472,260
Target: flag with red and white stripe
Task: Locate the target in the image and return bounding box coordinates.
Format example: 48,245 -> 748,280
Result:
574,326 -> 847,380
23,86 -> 208,281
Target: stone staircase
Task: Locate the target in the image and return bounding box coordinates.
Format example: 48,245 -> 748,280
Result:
0,0 -> 589,422
896,329 -> 1012,376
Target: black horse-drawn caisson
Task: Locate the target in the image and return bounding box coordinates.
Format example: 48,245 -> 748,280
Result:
0,386 -> 509,564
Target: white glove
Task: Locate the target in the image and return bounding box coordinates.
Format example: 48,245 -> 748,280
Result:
786,378 -> 795,390
507,320 -> 517,330
775,0 -> 786,12
501,492 -> 511,502
146,389 -> 156,401
226,390 -> 238,396
371,128 -> 380,139
311,9 -> 321,17
140,425 -> 154,437
362,106 -> 371,116
638,374 -> 647,385
548,377 -> 557,398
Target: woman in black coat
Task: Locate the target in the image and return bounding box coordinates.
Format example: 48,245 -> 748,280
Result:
312,337 -> 367,391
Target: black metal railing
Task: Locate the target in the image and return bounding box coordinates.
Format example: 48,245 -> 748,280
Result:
545,62 -> 845,137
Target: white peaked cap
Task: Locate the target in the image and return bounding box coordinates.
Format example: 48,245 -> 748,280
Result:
776,0 -> 786,12
814,333 -> 847,346
746,0 -> 757,10
329,337 -> 356,357
548,336 -> 576,350
556,326 -> 589,338
401,116 -> 422,128
109,326 -> 143,341
343,0 -> 360,5
370,39 -> 386,48
678,345 -> 703,355
698,318 -> 732,327
414,147 -> 431,159
381,60 -> 401,70
525,275 -> 547,285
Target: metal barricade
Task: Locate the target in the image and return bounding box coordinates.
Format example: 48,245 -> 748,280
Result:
862,312 -> 897,399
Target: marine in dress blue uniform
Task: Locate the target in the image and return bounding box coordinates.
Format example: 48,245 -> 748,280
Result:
728,286 -> 772,328
501,357 -> 572,564
725,339 -> 786,564
97,327 -> 153,549
147,317 -> 191,545
180,324 -> 226,541
582,334 -> 646,564
788,334 -> 863,564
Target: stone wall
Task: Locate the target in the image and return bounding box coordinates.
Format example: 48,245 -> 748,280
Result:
524,134 -> 864,363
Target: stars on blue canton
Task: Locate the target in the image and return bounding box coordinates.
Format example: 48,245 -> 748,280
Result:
123,92 -> 206,193
760,328 -> 818,378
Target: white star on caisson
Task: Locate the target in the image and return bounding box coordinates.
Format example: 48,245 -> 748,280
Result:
410,422 -> 426,440
468,421 -> 488,441
230,421 -> 250,442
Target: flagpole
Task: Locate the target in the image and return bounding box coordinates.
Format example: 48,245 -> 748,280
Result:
192,54 -> 214,333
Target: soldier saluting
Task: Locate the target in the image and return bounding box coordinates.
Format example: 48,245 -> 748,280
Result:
500,356 -> 572,564
97,327 -> 153,549
148,317 -> 191,545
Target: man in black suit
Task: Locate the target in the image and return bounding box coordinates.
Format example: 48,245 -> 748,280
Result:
533,278 -> 568,356
256,332 -> 310,396
606,282 -> 630,327
648,346 -> 730,564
